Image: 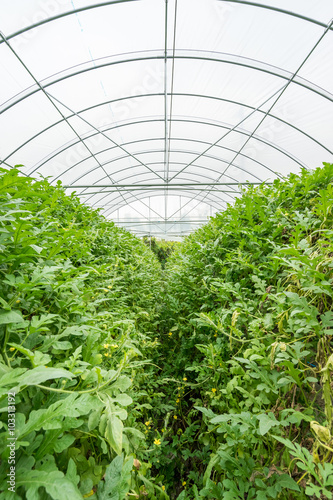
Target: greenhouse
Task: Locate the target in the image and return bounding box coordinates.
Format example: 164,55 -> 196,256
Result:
0,1 -> 333,499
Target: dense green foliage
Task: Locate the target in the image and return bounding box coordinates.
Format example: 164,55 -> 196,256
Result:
154,163 -> 333,498
0,168 -> 164,499
142,237 -> 179,268
1,163 -> 333,499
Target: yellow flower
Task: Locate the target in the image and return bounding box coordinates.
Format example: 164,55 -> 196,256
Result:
145,430 -> 148,434
16,300 -> 20,304
212,388 -> 217,393
9,347 -> 15,352
174,415 -> 177,420
104,352 -> 109,357
161,428 -> 165,433
154,438 -> 161,445
162,486 -> 165,491
168,332 -> 172,336
183,377 -> 187,381
182,481 -> 186,486
103,288 -> 108,292
176,399 -> 180,403
145,421 -> 150,426
108,285 -> 112,289
103,344 -> 109,348
214,333 -> 217,337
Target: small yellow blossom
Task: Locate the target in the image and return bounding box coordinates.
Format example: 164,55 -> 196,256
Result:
103,344 -> 109,348
182,481 -> 186,486
176,399 -> 180,403
16,300 -> 20,304
174,415 -> 177,420
183,377 -> 187,381
104,353 -> 109,357
162,486 -> 165,491
161,428 -> 165,433
9,347 -> 15,352
145,421 -> 150,426
108,285 -> 112,289
214,333 -> 217,337
111,344 -> 118,348
154,438 -> 161,445
168,332 -> 172,337
103,288 -> 108,292
145,430 -> 148,434
212,388 -> 217,393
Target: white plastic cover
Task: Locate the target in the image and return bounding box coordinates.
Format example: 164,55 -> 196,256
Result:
1,0 -> 333,239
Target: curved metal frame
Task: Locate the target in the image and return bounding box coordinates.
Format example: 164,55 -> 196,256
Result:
1,0 -> 332,237
10,91 -> 333,167
44,117 -> 304,185
101,189 -> 228,218
1,0 -> 331,46
2,51 -> 333,118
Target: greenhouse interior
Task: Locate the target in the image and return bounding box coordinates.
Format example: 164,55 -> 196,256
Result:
1,1 -> 333,499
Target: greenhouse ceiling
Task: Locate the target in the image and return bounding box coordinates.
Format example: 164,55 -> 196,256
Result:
0,0 -> 333,239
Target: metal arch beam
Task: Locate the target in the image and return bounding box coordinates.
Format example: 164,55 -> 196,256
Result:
0,31 -> 166,224
82,153 -> 253,211
69,163 -> 245,194
42,135 -> 277,186
101,190 -> 228,218
89,182 -> 232,211
91,192 -> 230,219
101,192 -> 227,217
171,16 -> 333,216
36,112 -> 305,190
52,121 -> 303,189
5,111 -> 313,186
87,173 -> 232,212
4,93 -> 332,166
66,148 -> 264,203
219,1 -> 333,29
0,1 -> 139,46
4,83 -> 333,165
1,0 -> 332,47
2,51 -> 333,118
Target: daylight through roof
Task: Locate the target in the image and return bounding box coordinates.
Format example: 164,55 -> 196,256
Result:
1,0 -> 333,239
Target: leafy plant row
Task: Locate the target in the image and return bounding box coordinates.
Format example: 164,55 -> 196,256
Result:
150,163 -> 333,498
0,167 -> 166,499
1,163 -> 333,499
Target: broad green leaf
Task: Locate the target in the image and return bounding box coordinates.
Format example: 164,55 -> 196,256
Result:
13,366 -> 74,390
195,406 -> 216,419
20,394 -> 80,436
0,310 -> 24,324
105,411 -> 123,455
113,393 -> 133,406
66,458 -> 80,487
257,413 -> 280,436
276,474 -> 300,492
15,469 -> 82,500
109,375 -> 132,393
97,454 -> 123,500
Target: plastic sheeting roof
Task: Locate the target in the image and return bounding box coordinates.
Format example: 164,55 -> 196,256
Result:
1,0 -> 333,239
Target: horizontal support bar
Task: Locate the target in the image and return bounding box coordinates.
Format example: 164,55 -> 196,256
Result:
79,189 -> 242,195
111,220 -> 209,224
63,182 -> 272,188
